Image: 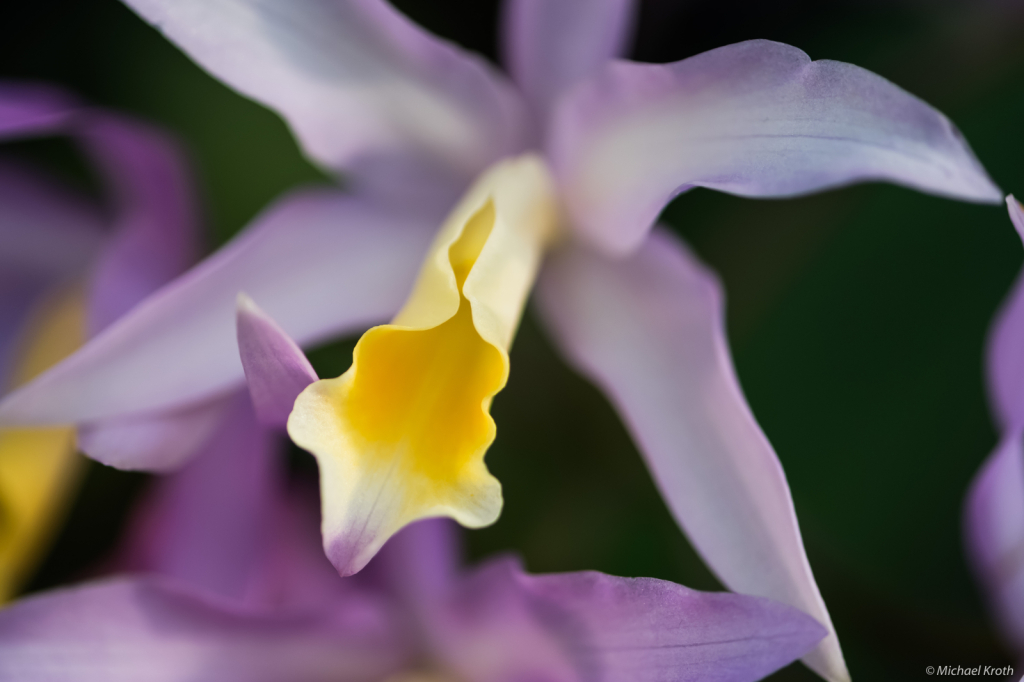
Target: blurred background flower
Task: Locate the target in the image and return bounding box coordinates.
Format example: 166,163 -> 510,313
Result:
1,1 -> 1023,680
0,83 -> 200,601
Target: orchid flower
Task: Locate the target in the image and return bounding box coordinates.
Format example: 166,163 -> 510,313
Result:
0,2 -> 1003,680
0,390 -> 827,682
965,196 -> 1024,662
0,83 -> 198,600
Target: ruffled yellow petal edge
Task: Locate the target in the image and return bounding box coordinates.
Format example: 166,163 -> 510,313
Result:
0,288 -> 87,602
288,153 -> 559,575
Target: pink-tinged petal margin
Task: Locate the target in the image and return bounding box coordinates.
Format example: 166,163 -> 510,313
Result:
536,229 -> 848,681
502,0 -> 636,122
236,293 -> 318,429
0,189 -> 434,431
988,196 -> 1024,431
0,577 -> 403,682
551,40 -> 1002,254
964,432 -> 1024,654
121,0 -> 529,208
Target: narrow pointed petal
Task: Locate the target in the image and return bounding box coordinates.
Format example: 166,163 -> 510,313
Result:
121,0 -> 528,205
76,395 -> 234,472
536,229 -> 849,681
237,294 -> 318,429
0,189 -> 434,429
551,39 -> 1002,254
988,196 -> 1024,430
0,82 -> 79,139
0,577 -> 404,682
965,432 -> 1024,652
81,114 -> 200,334
502,0 -> 636,119
289,155 -> 558,576
435,557 -> 825,682
0,289 -> 88,602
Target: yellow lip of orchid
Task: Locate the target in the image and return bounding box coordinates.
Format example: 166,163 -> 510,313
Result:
0,288 -> 87,602
287,153 -> 559,576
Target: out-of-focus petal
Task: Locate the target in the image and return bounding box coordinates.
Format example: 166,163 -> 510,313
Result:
0,288 -> 88,602
988,196 -> 1024,430
81,114 -> 200,334
0,160 -> 105,391
502,0 -> 636,120
0,82 -> 79,139
115,393 -> 278,603
551,39 -> 1002,254
535,229 -> 848,681
0,160 -> 105,281
121,0 -> 529,207
76,395 -> 234,472
0,189 -> 435,429
0,577 -> 405,682
236,294 -> 317,429
435,557 -> 825,682
288,156 -> 557,576
965,432 -> 1024,653
361,518 -> 460,622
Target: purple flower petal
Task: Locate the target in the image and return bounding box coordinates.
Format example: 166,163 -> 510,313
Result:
0,82 -> 79,139
435,557 -> 825,682
965,431 -> 1024,653
236,294 -> 318,429
0,160 -> 105,282
536,229 -> 848,681
988,196 -> 1024,430
0,160 -> 105,390
113,393 -> 279,603
360,518 -> 461,621
80,114 -> 200,334
76,395 -> 233,472
121,0 -> 529,208
0,189 -> 434,433
550,39 -> 1002,254
502,0 -> 636,121
0,577 -> 405,682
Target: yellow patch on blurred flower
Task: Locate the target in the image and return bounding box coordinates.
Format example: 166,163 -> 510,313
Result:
288,154 -> 559,574
0,289 -> 87,602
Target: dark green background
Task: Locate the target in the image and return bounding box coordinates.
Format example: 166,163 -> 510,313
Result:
3,1 -> 1023,679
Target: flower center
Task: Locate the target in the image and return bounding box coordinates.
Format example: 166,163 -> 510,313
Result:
287,153 -> 559,575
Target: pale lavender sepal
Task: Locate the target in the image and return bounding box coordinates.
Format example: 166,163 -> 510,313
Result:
535,229 -> 848,681
435,557 -> 825,682
0,577 -> 404,682
81,114 -> 200,334
965,431 -> 1024,653
988,196 -> 1024,430
502,0 -> 636,122
236,293 -> 318,429
0,82 -> 79,139
550,39 -> 1002,254
0,189 -> 434,429
121,0 -> 529,208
